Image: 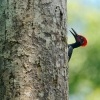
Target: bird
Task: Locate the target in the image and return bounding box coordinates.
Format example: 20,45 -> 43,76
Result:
68,28 -> 87,62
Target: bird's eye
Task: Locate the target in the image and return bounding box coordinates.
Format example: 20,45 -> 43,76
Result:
80,37 -> 83,40
80,37 -> 84,44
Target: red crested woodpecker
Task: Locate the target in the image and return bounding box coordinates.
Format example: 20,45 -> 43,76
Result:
68,28 -> 87,62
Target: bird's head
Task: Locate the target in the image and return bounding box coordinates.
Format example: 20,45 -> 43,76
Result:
69,28 -> 87,47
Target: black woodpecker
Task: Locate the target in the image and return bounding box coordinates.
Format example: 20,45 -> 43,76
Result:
68,28 -> 87,62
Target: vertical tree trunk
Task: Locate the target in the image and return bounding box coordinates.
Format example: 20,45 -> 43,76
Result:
0,0 -> 68,100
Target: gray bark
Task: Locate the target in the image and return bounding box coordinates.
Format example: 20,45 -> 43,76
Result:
0,0 -> 68,100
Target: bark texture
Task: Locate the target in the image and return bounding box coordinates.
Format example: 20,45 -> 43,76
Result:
0,0 -> 68,100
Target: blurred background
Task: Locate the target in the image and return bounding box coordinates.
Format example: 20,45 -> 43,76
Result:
68,0 -> 100,100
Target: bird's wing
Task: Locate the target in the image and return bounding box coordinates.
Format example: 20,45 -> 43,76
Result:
68,46 -> 73,62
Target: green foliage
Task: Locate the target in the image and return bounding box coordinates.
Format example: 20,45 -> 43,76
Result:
68,1 -> 100,100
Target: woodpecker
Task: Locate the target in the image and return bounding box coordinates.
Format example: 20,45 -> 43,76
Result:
68,28 -> 87,62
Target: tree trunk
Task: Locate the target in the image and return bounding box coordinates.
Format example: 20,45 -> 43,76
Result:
0,0 -> 68,100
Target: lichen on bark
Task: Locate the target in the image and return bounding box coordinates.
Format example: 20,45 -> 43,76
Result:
0,0 -> 68,100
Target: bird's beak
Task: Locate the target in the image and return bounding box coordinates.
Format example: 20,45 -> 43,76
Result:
69,28 -> 78,38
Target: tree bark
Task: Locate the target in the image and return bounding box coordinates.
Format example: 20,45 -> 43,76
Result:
0,0 -> 68,100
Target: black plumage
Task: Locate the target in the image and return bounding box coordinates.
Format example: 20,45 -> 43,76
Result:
68,28 -> 87,62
